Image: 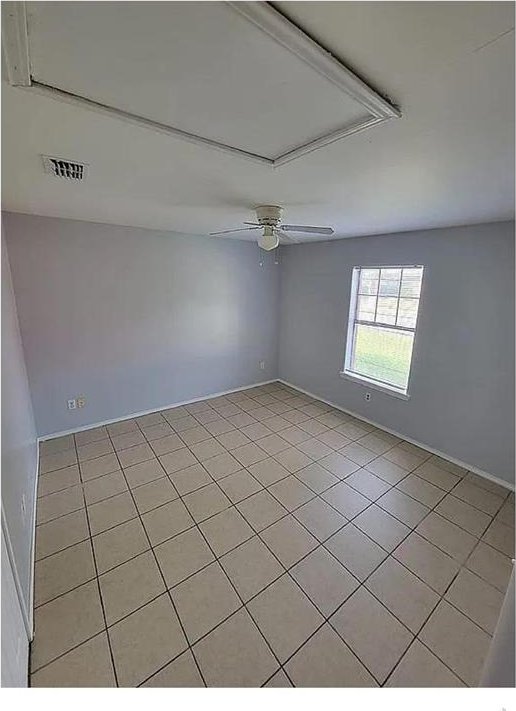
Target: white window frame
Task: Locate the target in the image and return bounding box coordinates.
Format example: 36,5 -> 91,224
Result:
340,265 -> 424,399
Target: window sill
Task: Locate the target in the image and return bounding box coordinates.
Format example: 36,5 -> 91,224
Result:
339,370 -> 410,400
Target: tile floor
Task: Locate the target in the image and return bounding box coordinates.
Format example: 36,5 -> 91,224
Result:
31,382 -> 515,687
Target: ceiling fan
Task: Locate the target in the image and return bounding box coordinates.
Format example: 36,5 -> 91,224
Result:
209,205 -> 334,251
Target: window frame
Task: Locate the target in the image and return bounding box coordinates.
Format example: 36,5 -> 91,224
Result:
340,264 -> 424,399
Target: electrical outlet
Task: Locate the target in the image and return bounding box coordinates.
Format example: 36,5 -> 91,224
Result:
67,398 -> 77,410
76,395 -> 86,408
364,392 -> 371,402
259,360 -> 265,370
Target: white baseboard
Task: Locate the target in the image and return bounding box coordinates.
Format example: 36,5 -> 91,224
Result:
38,379 -> 278,442
28,444 -> 39,640
278,379 -> 515,493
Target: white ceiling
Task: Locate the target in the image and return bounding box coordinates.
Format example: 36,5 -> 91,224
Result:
2,1 -> 514,241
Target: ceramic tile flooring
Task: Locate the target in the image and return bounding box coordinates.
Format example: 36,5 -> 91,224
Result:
31,382 -> 515,687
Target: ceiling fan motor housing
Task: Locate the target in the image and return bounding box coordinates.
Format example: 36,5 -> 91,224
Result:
255,205 -> 283,226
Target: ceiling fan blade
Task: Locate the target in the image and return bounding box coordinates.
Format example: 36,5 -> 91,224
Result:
243,221 -> 260,226
280,224 -> 335,235
209,226 -> 260,235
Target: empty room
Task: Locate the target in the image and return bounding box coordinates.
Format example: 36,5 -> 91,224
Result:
1,0 -> 515,699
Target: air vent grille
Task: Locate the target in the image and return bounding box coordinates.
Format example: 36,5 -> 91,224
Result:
42,155 -> 88,180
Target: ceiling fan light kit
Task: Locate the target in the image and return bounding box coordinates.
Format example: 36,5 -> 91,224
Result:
209,204 -> 335,251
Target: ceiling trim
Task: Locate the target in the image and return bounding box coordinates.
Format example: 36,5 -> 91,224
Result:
4,0 -> 401,167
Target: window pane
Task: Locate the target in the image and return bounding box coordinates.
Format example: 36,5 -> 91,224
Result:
358,268 -> 379,295
400,268 -> 423,298
351,324 -> 414,390
375,296 -> 397,324
397,298 -> 419,328
356,295 -> 376,321
379,268 -> 401,296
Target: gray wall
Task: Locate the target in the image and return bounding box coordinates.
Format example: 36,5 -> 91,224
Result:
278,222 -> 515,485
4,213 -> 280,436
1,230 -> 38,686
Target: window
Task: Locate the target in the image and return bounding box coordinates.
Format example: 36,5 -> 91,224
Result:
342,265 -> 424,396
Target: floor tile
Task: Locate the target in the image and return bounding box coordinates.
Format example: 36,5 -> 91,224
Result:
35,509 -> 89,560
109,594 -> 187,687
452,479 -> 504,515
340,443 -> 378,466
318,429 -> 352,450
170,415 -> 199,433
385,639 -> 465,687
34,540 -> 96,607
77,439 -> 114,462
393,532 -> 460,594
412,461 -> 461,491
232,442 -> 269,467
293,497 -> 347,542
99,550 -> 165,625
171,562 -> 241,643
150,433 -> 186,457
295,462 -> 339,494
268,475 -> 314,511
142,650 -> 204,687
247,574 -> 324,663
263,669 -> 292,687
255,433 -> 290,455
227,412 -> 258,428
366,557 -> 439,633
263,415 -> 291,431
199,507 -> 254,556
202,451 -> 242,480
358,432 -> 398,455
291,546 -> 358,616
162,405 -> 189,421
204,418 -> 236,436
183,483 -> 231,522
216,429 -> 251,450
466,541 -> 514,592
445,567 -> 504,634
319,452 -> 359,478
220,536 -> 284,602
154,527 -> 214,588
482,518 -> 515,557
74,428 -> 109,447
169,463 -> 212,495
321,481 -> 370,519
282,410 -> 310,425
365,457 -> 409,485
248,457 -> 290,487
419,600 -> 491,686
136,412 -> 165,427
354,505 -> 411,552
345,469 -> 392,501
87,491 -> 138,535
495,498 -> 515,528
416,512 -> 477,563
325,524 -> 387,581
31,632 -> 116,687
93,518 -> 150,573
331,586 -> 413,683
396,474 -> 446,507
298,418 -> 329,436
217,469 -> 262,503
285,624 -> 376,687
279,425 -> 312,446
118,443 -> 155,468
40,449 -> 78,474
296,437 -> 334,460
260,515 -> 318,568
36,485 -> 84,524
83,471 -> 128,505
107,419 -> 138,436
190,438 -> 226,462
178,425 -> 212,446
40,434 -> 75,455
38,465 -> 81,497
236,490 -> 288,532
123,458 -> 165,488
31,580 -> 105,671
240,422 -> 273,441
80,453 -> 120,481
159,447 -> 198,475
434,493 -> 490,537
142,498 -> 194,545
465,472 -> 510,498
131,476 -> 178,514
112,431 -> 146,452
141,422 -> 173,441
383,446 -> 424,472
194,608 -> 278,687
376,488 -> 430,528
274,447 -> 313,473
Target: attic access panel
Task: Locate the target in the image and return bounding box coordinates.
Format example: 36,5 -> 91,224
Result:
5,1 -> 400,166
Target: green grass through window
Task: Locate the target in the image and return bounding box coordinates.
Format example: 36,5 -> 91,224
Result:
352,324 -> 414,390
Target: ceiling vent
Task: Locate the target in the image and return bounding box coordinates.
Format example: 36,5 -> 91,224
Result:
42,155 -> 88,180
